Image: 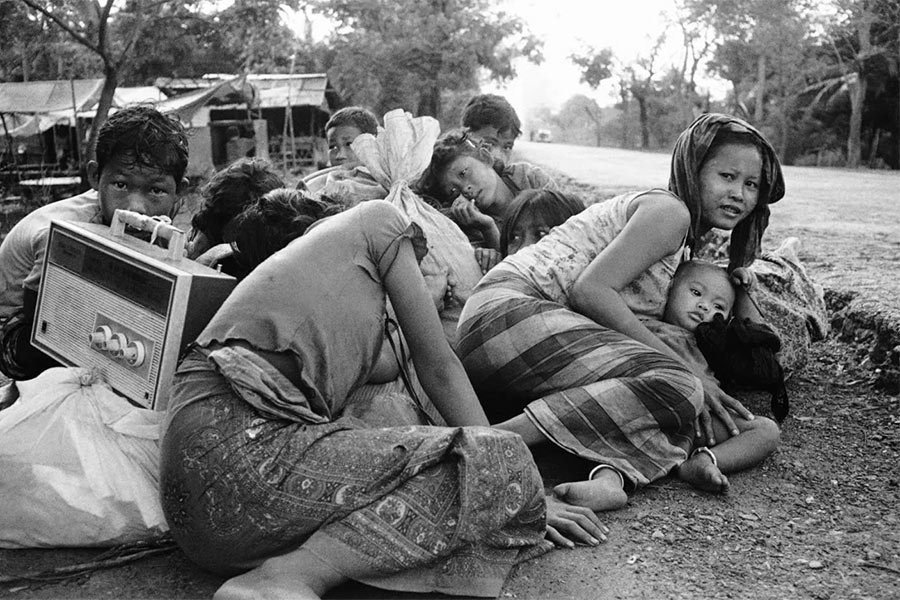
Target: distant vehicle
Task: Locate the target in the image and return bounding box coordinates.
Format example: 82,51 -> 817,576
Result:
536,129 -> 552,143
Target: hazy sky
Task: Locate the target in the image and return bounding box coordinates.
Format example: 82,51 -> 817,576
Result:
483,0 -> 728,119
289,0 -> 728,117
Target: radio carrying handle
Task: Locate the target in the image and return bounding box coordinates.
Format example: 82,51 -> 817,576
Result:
110,209 -> 186,260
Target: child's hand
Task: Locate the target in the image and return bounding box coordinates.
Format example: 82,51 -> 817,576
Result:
474,248 -> 502,274
194,243 -> 234,269
730,267 -> 757,291
449,197 -> 493,230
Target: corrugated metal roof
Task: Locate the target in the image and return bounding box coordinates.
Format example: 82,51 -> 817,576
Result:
155,73 -> 329,108
0,79 -> 105,114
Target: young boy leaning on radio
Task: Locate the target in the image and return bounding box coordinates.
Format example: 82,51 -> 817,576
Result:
0,104 -> 190,385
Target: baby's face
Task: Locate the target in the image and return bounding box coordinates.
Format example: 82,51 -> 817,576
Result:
663,267 -> 735,332
327,125 -> 364,168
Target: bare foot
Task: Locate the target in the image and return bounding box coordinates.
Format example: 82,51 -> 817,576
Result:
676,450 -> 729,494
214,547 -> 346,600
553,468 -> 627,512
215,569 -> 320,600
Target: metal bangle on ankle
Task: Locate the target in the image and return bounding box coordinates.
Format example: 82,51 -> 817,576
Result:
690,446 -> 718,467
588,463 -> 625,489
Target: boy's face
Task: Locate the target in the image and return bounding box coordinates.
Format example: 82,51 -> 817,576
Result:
468,125 -> 516,164
327,125 -> 364,168
88,154 -> 182,225
663,266 -> 735,333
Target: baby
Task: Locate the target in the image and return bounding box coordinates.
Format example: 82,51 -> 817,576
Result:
656,260 -> 781,494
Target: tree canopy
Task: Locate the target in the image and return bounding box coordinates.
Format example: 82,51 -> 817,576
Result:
309,0 -> 542,120
3,0 -> 897,169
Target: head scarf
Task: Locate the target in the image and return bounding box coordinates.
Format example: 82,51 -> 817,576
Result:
668,113 -> 785,271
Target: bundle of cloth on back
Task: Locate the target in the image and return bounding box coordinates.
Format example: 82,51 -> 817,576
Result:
352,109 -> 484,305
694,234 -> 829,378
696,314 -> 790,423
0,367 -> 166,548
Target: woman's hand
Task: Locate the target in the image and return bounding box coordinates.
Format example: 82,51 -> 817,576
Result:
696,377 -> 754,445
474,248 -> 502,274
544,496 -> 609,548
730,267 -> 757,291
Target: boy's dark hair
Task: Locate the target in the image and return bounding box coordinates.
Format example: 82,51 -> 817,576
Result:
192,157 -> 284,247
94,104 -> 189,182
500,189 -> 585,256
416,128 -> 500,204
325,106 -> 379,136
461,94 -> 522,138
226,188 -> 344,275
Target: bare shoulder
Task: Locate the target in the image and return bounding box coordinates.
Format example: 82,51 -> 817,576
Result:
628,189 -> 690,227
623,190 -> 690,254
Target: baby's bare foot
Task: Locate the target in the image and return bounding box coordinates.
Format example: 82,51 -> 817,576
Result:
677,449 -> 729,494
553,468 -> 627,512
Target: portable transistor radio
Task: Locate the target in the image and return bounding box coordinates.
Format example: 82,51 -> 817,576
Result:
31,209 -> 236,410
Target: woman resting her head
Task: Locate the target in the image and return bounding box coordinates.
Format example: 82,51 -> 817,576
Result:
456,113 -> 785,512
417,128 -> 556,252
159,190 -> 606,600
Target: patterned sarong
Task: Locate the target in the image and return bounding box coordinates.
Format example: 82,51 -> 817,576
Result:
160,349 -> 550,598
457,279 -> 704,488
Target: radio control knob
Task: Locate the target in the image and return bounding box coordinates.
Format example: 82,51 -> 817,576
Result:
123,340 -> 146,367
106,333 -> 128,357
89,326 -> 113,350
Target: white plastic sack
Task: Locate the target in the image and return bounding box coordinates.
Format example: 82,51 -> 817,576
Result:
353,109 -> 483,302
0,367 -> 167,548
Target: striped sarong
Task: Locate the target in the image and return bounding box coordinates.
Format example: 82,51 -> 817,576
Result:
457,281 -> 704,488
160,349 -> 550,598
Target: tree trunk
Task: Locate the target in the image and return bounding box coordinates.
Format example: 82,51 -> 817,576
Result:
86,64 -> 119,166
847,3 -> 874,169
583,106 -> 602,147
416,80 -> 441,118
754,53 -> 766,123
17,42 -> 30,82
619,82 -> 629,148
867,129 -> 881,167
637,95 -> 650,150
847,71 -> 866,168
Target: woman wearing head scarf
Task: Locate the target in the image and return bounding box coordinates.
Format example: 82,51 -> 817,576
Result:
457,113 -> 786,511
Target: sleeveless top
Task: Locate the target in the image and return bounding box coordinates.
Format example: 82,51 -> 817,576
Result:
479,189 -> 687,318
194,200 -> 420,421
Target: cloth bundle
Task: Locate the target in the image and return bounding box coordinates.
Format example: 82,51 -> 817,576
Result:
0,367 -> 166,548
696,314 -> 790,422
352,109 -> 484,303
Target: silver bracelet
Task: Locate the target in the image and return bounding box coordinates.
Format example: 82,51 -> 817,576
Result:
690,446 -> 718,467
587,463 -> 625,488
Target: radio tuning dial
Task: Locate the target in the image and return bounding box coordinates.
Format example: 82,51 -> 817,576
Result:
89,325 -> 113,350
123,340 -> 146,367
106,333 -> 128,357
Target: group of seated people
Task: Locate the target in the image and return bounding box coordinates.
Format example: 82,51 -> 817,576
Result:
0,98 -> 800,599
